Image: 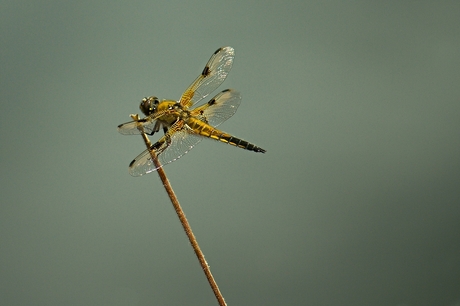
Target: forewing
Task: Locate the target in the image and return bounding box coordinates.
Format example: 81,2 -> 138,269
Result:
117,117 -> 157,135
179,46 -> 234,108
128,122 -> 202,176
191,89 -> 241,127
117,109 -> 173,135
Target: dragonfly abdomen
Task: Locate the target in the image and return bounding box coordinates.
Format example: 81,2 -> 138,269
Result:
217,133 -> 266,153
189,119 -> 265,153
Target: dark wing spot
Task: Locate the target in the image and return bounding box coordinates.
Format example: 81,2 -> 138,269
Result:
202,66 -> 210,76
208,98 -> 216,106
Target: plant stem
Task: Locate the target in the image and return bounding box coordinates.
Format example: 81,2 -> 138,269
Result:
130,114 -> 227,306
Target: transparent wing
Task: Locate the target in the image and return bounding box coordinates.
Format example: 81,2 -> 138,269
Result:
179,46 -> 234,108
117,109 -> 173,135
191,89 -> 241,127
128,149 -> 157,176
128,123 -> 202,176
156,126 -> 202,170
117,117 -> 157,135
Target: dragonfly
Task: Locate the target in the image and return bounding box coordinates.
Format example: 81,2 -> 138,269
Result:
118,46 -> 266,176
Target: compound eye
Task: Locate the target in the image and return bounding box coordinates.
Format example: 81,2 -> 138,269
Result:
139,96 -> 159,116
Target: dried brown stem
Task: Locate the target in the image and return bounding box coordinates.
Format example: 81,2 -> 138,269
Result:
130,114 -> 227,306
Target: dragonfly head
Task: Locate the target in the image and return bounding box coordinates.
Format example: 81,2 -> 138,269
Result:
139,96 -> 159,116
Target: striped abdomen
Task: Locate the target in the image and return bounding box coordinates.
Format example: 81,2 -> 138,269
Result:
187,118 -> 266,153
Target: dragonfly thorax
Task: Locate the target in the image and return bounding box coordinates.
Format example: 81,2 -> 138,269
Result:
150,100 -> 185,125
139,96 -> 160,116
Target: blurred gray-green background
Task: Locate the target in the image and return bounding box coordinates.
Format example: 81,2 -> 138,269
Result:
1,1 -> 459,305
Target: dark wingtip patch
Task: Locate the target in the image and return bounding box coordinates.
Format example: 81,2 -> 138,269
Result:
129,159 -> 136,167
214,47 -> 223,54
